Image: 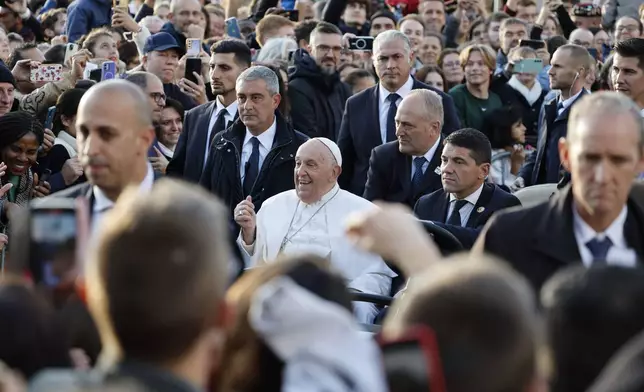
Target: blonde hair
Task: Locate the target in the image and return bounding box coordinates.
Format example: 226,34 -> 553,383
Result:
508,45 -> 537,62
459,44 -> 496,71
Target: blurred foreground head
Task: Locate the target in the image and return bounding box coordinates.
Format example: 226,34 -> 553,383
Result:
383,256 -> 541,392
542,265 -> 644,392
86,179 -> 231,383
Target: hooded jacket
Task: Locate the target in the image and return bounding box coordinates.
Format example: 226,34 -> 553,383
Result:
288,49 -> 351,141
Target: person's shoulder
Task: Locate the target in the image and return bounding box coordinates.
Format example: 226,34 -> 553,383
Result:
418,187 -> 445,204
487,200 -> 548,229
291,128 -> 310,145
447,83 -> 466,95
186,101 -> 214,116
337,188 -> 375,210
489,183 -> 521,205
48,182 -> 92,199
261,189 -> 298,211
372,140 -> 400,157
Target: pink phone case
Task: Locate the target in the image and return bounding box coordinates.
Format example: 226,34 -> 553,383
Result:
30,65 -> 63,83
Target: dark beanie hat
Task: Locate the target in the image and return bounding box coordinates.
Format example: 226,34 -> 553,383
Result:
370,10 -> 397,25
0,62 -> 16,87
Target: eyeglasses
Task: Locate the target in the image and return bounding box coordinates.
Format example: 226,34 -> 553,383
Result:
149,92 -> 166,105
315,45 -> 343,54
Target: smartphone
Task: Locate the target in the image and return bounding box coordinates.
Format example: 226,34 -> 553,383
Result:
283,9 -> 299,22
101,61 -> 116,81
186,38 -> 201,57
225,17 -> 242,39
519,39 -> 546,50
64,43 -> 79,65
348,36 -> 374,51
514,58 -> 543,74
379,327 -> 446,392
30,64 -> 63,82
119,0 -> 128,8
185,57 -> 201,84
29,198 -> 77,287
44,106 -> 56,130
288,49 -> 296,64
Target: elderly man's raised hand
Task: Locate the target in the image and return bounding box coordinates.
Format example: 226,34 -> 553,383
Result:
235,196 -> 257,244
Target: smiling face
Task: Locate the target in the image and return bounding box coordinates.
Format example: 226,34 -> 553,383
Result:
170,0 -> 202,34
159,106 -> 182,147
511,120 -> 526,143
370,16 -> 395,37
1,132 -> 39,176
464,50 -> 491,87
400,19 -> 424,52
294,140 -> 341,204
615,17 -> 641,42
419,35 -> 441,65
419,1 -> 445,33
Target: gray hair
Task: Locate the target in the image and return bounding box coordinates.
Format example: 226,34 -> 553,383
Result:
373,30 -> 412,58
256,37 -> 298,63
407,89 -> 444,129
236,65 -> 280,96
568,92 -> 644,152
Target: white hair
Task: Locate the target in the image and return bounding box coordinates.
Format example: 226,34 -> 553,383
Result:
236,65 -> 280,96
256,37 -> 298,63
407,89 -> 444,128
373,29 -> 412,58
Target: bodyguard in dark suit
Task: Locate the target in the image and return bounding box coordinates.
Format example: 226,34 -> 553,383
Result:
200,66 -> 308,217
414,128 -> 521,248
364,90 -> 445,208
337,30 -> 460,196
474,92 -> 644,292
167,39 -> 251,183
517,45 -> 593,187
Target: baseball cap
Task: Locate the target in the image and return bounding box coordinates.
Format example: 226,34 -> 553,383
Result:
143,32 -> 185,55
573,3 -> 602,17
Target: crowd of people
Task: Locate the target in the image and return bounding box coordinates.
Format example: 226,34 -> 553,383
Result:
0,0 -> 644,389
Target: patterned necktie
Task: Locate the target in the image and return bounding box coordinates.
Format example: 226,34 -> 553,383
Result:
447,199 -> 469,226
586,237 -> 613,264
386,93 -> 401,142
243,137 -> 260,196
411,156 -> 427,191
210,108 -> 228,145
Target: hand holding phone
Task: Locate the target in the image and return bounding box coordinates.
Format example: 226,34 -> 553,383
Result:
186,38 -> 201,57
30,64 -> 63,83
44,106 -> 56,130
225,17 -> 242,39
514,58 -> 543,74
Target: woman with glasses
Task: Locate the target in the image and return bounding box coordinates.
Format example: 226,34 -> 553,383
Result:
439,49 -> 464,91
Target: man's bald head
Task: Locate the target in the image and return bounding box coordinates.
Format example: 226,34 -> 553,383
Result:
569,28 -> 594,48
126,72 -> 166,123
294,139 -> 342,204
81,79 -> 153,129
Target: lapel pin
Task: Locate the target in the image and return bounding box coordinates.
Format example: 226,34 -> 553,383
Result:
477,206 -> 485,213
434,166 -> 441,175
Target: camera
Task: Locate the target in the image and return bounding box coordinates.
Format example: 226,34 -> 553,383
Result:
348,37 -> 374,51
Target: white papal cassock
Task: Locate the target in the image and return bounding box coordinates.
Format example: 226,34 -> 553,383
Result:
238,183 -> 397,323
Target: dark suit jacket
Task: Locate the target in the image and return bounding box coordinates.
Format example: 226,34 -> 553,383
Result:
363,139 -> 443,208
414,183 -> 521,248
337,79 -> 460,196
166,100 -> 238,183
519,90 -> 588,186
473,183 -> 644,292
199,112 -> 309,217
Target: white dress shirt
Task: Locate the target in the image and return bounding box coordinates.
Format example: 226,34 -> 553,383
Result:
572,204 -> 637,267
92,162 -> 155,234
204,98 -> 238,167
240,117 -> 277,182
557,89 -> 584,116
378,76 -> 414,144
410,136 -> 441,180
446,183 -> 485,227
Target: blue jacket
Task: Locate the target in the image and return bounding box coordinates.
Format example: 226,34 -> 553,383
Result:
66,0 -> 113,43
159,22 -> 210,55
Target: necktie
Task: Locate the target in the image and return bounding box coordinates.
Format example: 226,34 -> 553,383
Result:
586,237 -> 613,264
411,156 -> 427,191
243,137 -> 260,196
447,200 -> 469,226
210,108 -> 228,146
386,93 -> 401,142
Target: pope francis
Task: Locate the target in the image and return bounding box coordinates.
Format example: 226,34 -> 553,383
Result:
234,137 -> 396,322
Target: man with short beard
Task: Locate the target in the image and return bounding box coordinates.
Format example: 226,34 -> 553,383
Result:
167,39 -> 250,183
288,22 -> 351,141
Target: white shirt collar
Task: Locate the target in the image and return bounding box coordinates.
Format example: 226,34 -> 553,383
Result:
414,136 -> 441,163
572,203 -> 629,248
449,182 -> 485,205
157,142 -> 174,158
301,183 -> 340,207
216,96 -> 238,117
559,89 -> 584,110
93,163 -> 155,213
243,116 -> 277,151
379,75 -> 414,105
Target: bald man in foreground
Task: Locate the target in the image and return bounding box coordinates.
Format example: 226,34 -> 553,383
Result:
234,137 -> 396,322
51,79 -> 156,232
